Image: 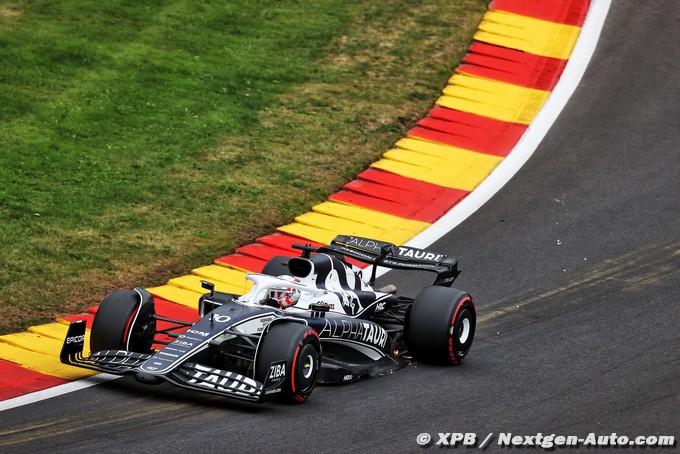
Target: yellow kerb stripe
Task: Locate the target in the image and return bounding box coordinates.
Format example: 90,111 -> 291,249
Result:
371,149 -> 500,192
312,201 -> 429,233
436,73 -> 550,124
28,323 -> 75,340
146,285 -> 203,308
474,10 -> 581,60
0,329 -> 96,379
167,274 -> 249,296
278,214 -> 424,246
192,265 -> 249,287
396,137 -> 504,170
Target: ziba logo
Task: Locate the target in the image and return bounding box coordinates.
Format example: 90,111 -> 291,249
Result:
269,363 -> 286,379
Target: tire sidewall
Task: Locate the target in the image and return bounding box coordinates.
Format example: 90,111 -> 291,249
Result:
90,289 -> 156,353
447,298 -> 476,364
255,322 -> 321,403
291,339 -> 320,399
405,286 -> 476,365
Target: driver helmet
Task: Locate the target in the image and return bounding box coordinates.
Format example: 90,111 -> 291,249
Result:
268,287 -> 300,309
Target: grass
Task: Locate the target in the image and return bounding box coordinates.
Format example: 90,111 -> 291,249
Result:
0,0 -> 489,334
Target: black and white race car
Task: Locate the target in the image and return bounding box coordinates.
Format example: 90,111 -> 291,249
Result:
60,235 -> 476,403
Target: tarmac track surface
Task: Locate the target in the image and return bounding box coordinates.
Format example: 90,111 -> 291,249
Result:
0,1 -> 678,452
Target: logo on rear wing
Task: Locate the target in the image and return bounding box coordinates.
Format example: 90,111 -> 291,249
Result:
333,235 -> 447,264
395,246 -> 445,263
328,235 -> 460,287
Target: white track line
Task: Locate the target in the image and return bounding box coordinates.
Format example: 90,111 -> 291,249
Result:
0,0 -> 611,412
0,373 -> 120,412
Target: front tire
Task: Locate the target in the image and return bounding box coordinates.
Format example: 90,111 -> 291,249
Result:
90,289 -> 156,354
405,286 -> 476,365
255,323 -> 321,403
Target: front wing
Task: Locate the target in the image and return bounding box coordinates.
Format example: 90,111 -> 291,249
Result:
60,320 -> 266,402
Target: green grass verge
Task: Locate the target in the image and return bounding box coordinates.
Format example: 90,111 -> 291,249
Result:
0,0 -> 489,334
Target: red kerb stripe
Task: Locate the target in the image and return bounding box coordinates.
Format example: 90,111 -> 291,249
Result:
490,0 -> 590,26
459,43 -> 568,91
0,360 -> 69,401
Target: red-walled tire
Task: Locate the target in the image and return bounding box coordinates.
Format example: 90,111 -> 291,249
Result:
255,323 -> 320,403
405,286 -> 476,365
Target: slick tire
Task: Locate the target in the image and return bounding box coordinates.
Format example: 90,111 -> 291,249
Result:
261,256 -> 291,277
256,323 -> 321,403
90,289 -> 156,354
405,286 -> 476,365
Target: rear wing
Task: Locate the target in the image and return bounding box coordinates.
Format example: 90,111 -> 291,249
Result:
318,235 -> 460,287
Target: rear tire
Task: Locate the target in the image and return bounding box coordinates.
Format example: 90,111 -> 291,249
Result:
255,323 -> 321,403
405,286 -> 475,365
90,289 -> 156,354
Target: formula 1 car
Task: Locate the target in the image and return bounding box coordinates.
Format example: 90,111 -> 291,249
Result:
60,235 -> 476,403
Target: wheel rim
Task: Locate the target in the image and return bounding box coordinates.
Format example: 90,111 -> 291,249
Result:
458,317 -> 471,344
449,308 -> 473,355
302,354 -> 315,379
296,344 -> 318,395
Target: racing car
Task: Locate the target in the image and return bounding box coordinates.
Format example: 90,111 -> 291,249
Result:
60,234 -> 476,403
